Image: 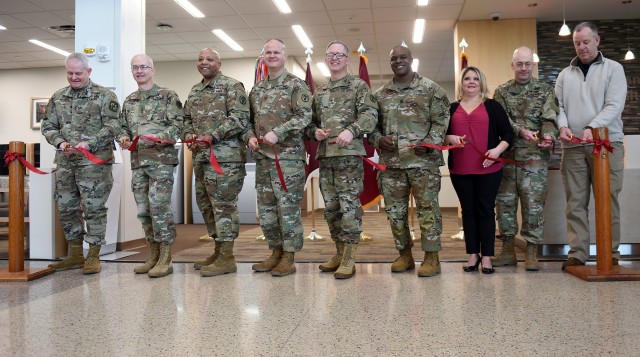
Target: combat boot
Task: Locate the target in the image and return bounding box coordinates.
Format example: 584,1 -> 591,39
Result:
252,246 -> 284,272
148,243 -> 173,278
48,240 -> 85,271
83,244 -> 102,274
418,251 -> 441,277
201,241 -> 237,277
391,246 -> 415,272
134,241 -> 160,274
319,241 -> 345,272
194,240 -> 221,270
491,238 -> 517,266
271,252 -> 296,276
524,242 -> 540,271
334,243 -> 357,279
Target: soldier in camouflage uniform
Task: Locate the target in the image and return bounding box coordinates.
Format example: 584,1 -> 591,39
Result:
493,46 -> 559,271
245,39 -> 312,277
41,52 -> 120,274
183,48 -> 249,277
369,45 -> 450,277
305,40 -> 378,280
119,54 -> 183,278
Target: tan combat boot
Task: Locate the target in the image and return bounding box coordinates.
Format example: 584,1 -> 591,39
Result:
48,240 -> 85,271
271,252 -> 296,277
319,241 -> 345,272
334,243 -> 357,279
418,251 -> 441,277
491,238 -> 517,266
194,240 -> 221,270
134,241 -> 160,274
524,242 -> 540,271
83,244 -> 102,274
148,243 -> 173,278
252,246 -> 284,272
201,241 -> 237,277
391,246 -> 415,272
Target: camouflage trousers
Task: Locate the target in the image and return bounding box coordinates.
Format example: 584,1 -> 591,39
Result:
131,165 -> 176,244
255,159 -> 305,252
319,156 -> 364,244
54,164 -> 113,245
495,147 -> 549,244
378,167 -> 442,252
193,161 -> 245,241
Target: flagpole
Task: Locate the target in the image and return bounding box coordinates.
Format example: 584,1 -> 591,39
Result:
357,41 -> 375,243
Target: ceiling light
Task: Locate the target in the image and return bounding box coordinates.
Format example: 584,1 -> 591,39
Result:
559,0 -> 571,36
411,58 -> 419,72
272,0 -> 292,14
0,25 -> 7,30
292,25 -> 313,49
28,39 -> 70,56
316,62 -> 330,77
417,0 -> 429,5
533,52 -> 540,63
212,29 -> 243,51
412,19 -> 426,43
624,50 -> 635,60
175,0 -> 205,18
623,1 -> 635,60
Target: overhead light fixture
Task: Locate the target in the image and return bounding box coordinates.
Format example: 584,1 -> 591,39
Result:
292,25 -> 313,49
28,39 -> 70,56
533,52 -> 540,63
411,58 -> 419,72
412,19 -> 426,43
212,29 -> 243,51
559,0 -> 571,36
316,62 -> 330,77
417,0 -> 429,5
175,0 -> 205,18
272,0 -> 292,14
623,1 -> 635,60
0,25 -> 6,30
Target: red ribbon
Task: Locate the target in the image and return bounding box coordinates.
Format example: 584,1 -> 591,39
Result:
327,141 -> 387,171
568,136 -> 614,155
70,147 -> 112,165
3,151 -> 51,175
127,135 -> 177,152
182,138 -> 224,175
401,142 -> 465,151
257,138 -> 288,192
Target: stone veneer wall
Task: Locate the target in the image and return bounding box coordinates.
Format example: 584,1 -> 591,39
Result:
537,20 -> 639,134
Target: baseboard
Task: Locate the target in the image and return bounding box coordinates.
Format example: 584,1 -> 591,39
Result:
117,238 -> 147,251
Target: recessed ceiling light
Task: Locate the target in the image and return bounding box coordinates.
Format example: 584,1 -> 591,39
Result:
413,19 -> 426,43
292,25 -> 313,49
0,25 -> 6,30
272,0 -> 292,14
175,0 -> 205,18
28,39 -> 70,56
212,29 -> 243,51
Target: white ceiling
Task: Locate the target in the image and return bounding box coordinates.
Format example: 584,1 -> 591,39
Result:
0,0 -> 637,82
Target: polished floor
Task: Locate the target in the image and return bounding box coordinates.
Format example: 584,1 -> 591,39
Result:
2,260 -> 640,356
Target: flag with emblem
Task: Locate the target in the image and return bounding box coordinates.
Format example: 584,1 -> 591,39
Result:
461,52 -> 468,70
304,60 -> 319,178
357,50 -> 382,209
254,50 -> 268,83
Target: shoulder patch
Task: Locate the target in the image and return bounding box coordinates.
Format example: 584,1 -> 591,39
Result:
239,95 -> 247,105
109,101 -> 119,112
301,93 -> 309,102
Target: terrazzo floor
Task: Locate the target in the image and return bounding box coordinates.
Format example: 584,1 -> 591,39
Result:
1,260 -> 640,356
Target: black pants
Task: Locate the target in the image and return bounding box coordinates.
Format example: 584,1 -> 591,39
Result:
451,170 -> 503,257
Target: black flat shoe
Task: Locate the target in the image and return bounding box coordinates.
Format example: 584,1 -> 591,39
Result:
463,256 -> 480,272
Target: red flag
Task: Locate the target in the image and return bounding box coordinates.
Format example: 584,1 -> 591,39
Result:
254,54 -> 268,83
304,61 -> 319,178
358,53 -> 382,208
461,52 -> 468,70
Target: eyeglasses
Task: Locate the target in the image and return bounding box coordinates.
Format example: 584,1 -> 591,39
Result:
514,62 -> 533,68
131,65 -> 152,70
325,52 -> 348,59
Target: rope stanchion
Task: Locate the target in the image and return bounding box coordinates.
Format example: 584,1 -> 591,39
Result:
0,141 -> 54,282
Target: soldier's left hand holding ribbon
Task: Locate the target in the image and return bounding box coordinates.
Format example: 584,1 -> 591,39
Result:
141,134 -> 160,146
119,136 -> 131,149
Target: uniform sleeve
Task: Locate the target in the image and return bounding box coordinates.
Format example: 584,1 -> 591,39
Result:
305,94 -> 320,140
41,95 -> 65,148
367,89 -> 383,148
271,81 -> 312,140
86,90 -> 120,152
541,86 -> 559,139
493,88 -> 522,136
424,87 -> 450,145
555,71 -> 568,129
347,81 -> 378,138
242,88 -> 258,143
492,100 -> 514,148
119,101 -> 133,140
181,91 -> 195,139
211,81 -> 249,142
160,91 -> 184,142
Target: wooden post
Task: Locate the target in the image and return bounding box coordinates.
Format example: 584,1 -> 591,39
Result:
0,141 -> 54,282
566,129 -> 640,281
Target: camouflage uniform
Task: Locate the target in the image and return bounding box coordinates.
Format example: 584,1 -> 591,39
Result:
494,78 -> 559,244
120,83 -> 183,244
183,72 -> 249,242
369,74 -> 450,252
306,74 -> 378,244
41,80 -> 120,245
245,69 -> 312,252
